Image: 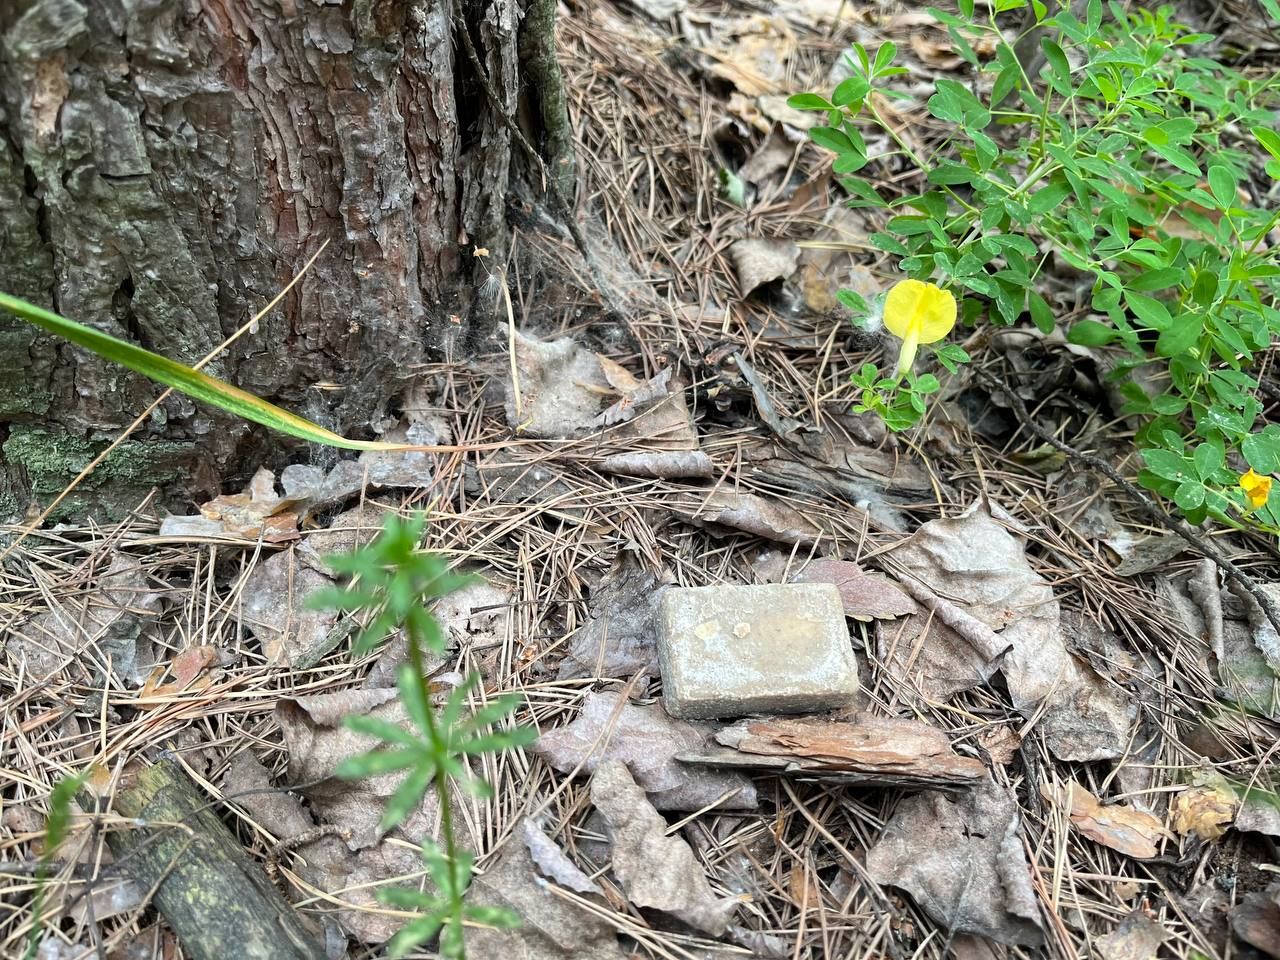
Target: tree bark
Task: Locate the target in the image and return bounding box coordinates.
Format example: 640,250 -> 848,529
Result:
0,0 -> 535,518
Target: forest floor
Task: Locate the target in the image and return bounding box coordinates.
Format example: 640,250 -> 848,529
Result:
3,1 -> 1280,959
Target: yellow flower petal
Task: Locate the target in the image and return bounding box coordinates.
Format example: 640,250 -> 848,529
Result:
1241,469 -> 1272,510
883,279 -> 957,345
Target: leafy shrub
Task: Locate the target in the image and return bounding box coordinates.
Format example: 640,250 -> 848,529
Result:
792,0 -> 1280,529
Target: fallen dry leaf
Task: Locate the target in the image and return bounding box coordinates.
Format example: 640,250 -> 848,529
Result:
533,691 -> 756,811
15,553 -> 162,682
789,559 -> 914,621
729,238 -> 800,295
1171,785 -> 1238,840
1040,781 -> 1167,860
1237,788 -> 1280,836
520,818 -> 602,896
866,776 -> 1044,947
557,554 -> 671,681
701,16 -> 797,96
910,31 -> 964,69
591,759 -> 739,935
887,503 -> 1134,761
466,820 -> 628,960
240,547 -> 340,668
364,577 -> 510,689
1231,883 -> 1280,957
675,488 -> 823,546
1094,911 -> 1170,960
599,450 -> 715,479
702,715 -> 985,789
506,332 -> 612,438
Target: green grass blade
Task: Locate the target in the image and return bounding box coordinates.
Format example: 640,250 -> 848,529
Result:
0,291 -> 389,450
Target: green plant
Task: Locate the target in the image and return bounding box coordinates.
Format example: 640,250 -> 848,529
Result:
309,513 -> 535,958
0,291 -> 428,452
26,771 -> 87,959
791,0 -> 1280,530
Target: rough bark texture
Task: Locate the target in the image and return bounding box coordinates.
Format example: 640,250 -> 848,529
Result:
0,0 -> 523,518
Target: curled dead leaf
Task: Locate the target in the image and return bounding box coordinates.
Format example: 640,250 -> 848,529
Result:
1040,781 -> 1167,860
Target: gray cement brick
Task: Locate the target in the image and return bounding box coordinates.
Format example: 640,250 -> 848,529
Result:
657,583 -> 859,719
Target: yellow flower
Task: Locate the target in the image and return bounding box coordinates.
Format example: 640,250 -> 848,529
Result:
883,279 -> 957,378
1240,468 -> 1272,510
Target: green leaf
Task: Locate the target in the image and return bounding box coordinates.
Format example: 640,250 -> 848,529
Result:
809,125 -> 857,154
788,93 -> 833,111
1207,165 -> 1237,208
1243,430 -> 1280,473
1125,292 -> 1174,331
831,75 -> 871,108
1067,319 -> 1117,346
1192,440 -> 1224,479
873,41 -> 897,75
1142,448 -> 1191,482
1040,38 -> 1071,89
928,162 -> 975,185
0,291 -> 409,452
1155,312 -> 1203,357
1174,480 -> 1206,511
335,748 -> 419,779
1028,292 -> 1055,334
1028,182 -> 1070,214
1255,126 -> 1280,162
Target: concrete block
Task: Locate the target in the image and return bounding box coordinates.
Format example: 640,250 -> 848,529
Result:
657,583 -> 859,719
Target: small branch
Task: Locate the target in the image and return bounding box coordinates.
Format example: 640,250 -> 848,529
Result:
974,367 -> 1280,640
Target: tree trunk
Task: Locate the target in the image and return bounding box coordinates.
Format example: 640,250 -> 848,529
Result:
0,0 -> 539,518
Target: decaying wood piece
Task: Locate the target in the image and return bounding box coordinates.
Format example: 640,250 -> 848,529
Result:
679,715 -> 986,791
88,757 -> 325,960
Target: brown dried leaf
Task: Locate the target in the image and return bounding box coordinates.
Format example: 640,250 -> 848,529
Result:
533,691 -> 757,811
1237,789 -> 1280,836
599,450 -> 715,479
466,822 -> 628,960
1231,883 -> 1280,957
591,760 -> 739,935
1094,912 -> 1171,960
866,777 -> 1044,947
729,238 -> 800,295
790,559 -> 914,621
198,467 -> 304,542
909,31 -> 964,69
520,819 -> 602,896
678,489 -> 823,546
1171,785 -> 1238,840
888,503 -> 1133,760
240,548 -> 340,668
1040,781 -> 1167,859
506,332 -> 611,438
557,555 -> 670,681
15,554 -> 162,682
701,17 -> 797,96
